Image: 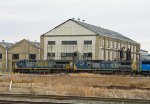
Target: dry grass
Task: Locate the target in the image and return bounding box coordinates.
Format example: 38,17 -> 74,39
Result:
0,73 -> 150,99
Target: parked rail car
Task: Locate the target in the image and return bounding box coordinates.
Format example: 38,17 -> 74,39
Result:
140,60 -> 150,75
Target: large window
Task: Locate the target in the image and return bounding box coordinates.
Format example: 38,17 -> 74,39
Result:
48,41 -> 55,45
29,54 -> 36,59
84,40 -> 92,45
0,54 -> 2,59
12,54 -> 19,60
61,53 -> 73,57
62,41 -> 77,45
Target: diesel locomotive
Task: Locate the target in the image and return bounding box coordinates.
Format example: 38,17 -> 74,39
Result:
12,50 -> 150,75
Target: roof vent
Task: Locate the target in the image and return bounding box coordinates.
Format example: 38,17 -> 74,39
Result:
77,18 -> 80,21
82,20 -> 85,22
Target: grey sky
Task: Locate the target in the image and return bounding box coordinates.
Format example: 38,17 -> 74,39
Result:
0,0 -> 150,52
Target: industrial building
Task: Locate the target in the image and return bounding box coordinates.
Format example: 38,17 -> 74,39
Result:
0,41 -> 14,72
0,39 -> 41,72
40,19 -> 140,61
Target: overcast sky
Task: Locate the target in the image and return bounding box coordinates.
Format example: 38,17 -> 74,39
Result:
0,0 -> 150,52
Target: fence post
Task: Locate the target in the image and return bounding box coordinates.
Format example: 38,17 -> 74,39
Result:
9,81 -> 12,92
30,76 -> 33,93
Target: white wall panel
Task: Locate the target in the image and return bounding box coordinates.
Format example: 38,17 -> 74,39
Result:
45,20 -> 96,36
44,36 -> 96,60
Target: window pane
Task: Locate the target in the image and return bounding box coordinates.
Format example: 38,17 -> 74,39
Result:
48,41 -> 55,45
62,41 -> 77,45
12,54 -> 19,59
84,40 -> 92,44
61,53 -> 73,57
29,54 -> 36,59
47,53 -> 55,57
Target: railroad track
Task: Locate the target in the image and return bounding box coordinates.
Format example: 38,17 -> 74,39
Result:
0,100 -> 70,104
0,93 -> 149,104
28,73 -> 150,78
1,73 -> 149,80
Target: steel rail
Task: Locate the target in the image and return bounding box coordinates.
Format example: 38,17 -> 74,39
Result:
0,93 -> 149,104
0,100 -> 70,104
1,74 -> 149,79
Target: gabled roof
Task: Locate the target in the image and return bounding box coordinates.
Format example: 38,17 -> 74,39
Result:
0,42 -> 14,49
9,39 -> 40,50
43,19 -> 139,44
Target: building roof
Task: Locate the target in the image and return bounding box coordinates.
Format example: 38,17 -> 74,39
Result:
30,41 -> 40,48
8,39 -> 40,50
42,19 -> 139,44
72,19 -> 139,44
0,41 -> 14,49
140,49 -> 148,52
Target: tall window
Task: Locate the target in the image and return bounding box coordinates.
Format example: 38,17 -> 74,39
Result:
105,39 -> 109,48
110,41 -> 113,48
12,54 -> 19,60
118,43 -> 121,49
47,53 -> 55,59
114,41 -> 117,49
84,40 -> 92,45
48,41 -> 55,45
47,53 -> 55,57
0,54 -> 2,59
62,41 -> 77,45
102,39 -> 104,47
29,54 -> 36,60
